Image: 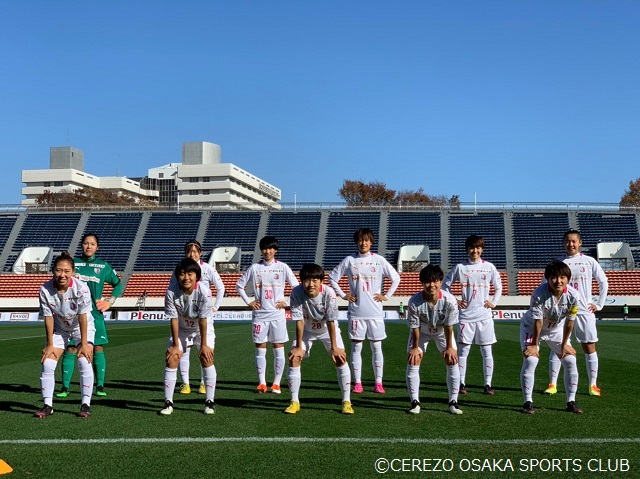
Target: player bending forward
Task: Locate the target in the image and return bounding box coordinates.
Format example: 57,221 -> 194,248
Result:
520,261 -> 583,415
160,258 -> 217,416
406,264 -> 463,415
285,264 -> 354,415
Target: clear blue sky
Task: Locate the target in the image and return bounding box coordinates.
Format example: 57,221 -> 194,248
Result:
2,1 -> 639,205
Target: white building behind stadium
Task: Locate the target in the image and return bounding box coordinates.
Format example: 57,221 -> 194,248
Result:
21,141 -> 282,210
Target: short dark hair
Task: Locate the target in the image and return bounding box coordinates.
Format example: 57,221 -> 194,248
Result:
259,236 -> 279,251
174,257 -> 202,281
563,229 -> 582,242
353,228 -> 375,244
419,264 -> 445,284
52,251 -> 75,271
544,260 -> 572,281
184,240 -> 202,254
465,234 -> 485,250
81,233 -> 100,247
300,263 -> 324,282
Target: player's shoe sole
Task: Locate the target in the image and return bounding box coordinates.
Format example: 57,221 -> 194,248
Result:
96,386 -> 107,397
284,401 -> 300,414
448,400 -> 463,415
56,388 -> 70,398
160,401 -> 174,416
566,401 -> 583,414
373,383 -> 386,394
342,401 -> 354,415
34,405 -> 54,418
270,384 -> 281,394
522,401 -> 535,415
78,403 -> 91,418
204,400 -> 216,415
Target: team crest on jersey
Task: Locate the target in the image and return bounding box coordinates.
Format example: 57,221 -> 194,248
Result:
581,267 -> 586,272
481,274 -> 487,280
439,312 -> 445,321
274,273 -> 280,280
94,267 -> 101,274
70,303 -> 77,311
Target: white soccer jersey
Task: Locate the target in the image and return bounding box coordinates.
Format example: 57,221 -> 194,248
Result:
328,252 -> 401,321
165,281 -> 213,333
559,253 -> 608,313
521,283 -> 579,331
236,259 -> 299,322
169,261 -> 225,310
39,277 -> 93,332
290,284 -> 338,334
442,259 -> 502,323
407,289 -> 459,334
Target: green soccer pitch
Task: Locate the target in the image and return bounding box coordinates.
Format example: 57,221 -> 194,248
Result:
1,321 -> 639,479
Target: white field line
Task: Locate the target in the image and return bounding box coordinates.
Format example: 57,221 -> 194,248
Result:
1,437 -> 639,446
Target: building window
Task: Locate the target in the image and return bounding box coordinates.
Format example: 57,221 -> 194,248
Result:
159,173 -> 164,178
54,181 -> 63,187
44,182 -> 51,187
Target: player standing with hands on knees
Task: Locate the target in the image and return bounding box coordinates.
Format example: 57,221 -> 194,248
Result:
35,252 -> 94,418
285,264 -> 353,415
329,228 -> 400,395
406,264 -> 463,415
520,260 -> 583,415
160,258 -> 217,415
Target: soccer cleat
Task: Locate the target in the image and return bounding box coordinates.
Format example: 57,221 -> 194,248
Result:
284,401 -> 300,414
56,387 -> 70,398
204,400 -> 216,415
373,383 -> 386,394
96,386 -> 107,397
566,401 -> 584,414
459,383 -> 468,395
483,384 -> 495,395
589,385 -> 601,397
448,400 -> 463,415
159,400 -> 174,416
78,403 -> 91,418
522,401 -> 535,415
179,383 -> 191,395
34,405 -> 54,418
352,382 -> 364,394
270,384 -> 282,394
408,399 -> 421,415
342,401 -> 354,414
256,383 -> 268,394
544,383 -> 557,395
198,382 -> 206,395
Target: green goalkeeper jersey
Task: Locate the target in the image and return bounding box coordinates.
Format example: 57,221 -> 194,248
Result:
74,255 -> 124,321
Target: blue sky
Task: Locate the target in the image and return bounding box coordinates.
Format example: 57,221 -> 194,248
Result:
1,1 -> 639,205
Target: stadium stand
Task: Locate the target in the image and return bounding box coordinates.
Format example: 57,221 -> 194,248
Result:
323,211 -> 381,268
201,212 -> 262,270
1,208 -> 639,301
74,212 -> 143,272
448,213 -> 507,269
265,211 -> 321,271
134,212 -> 201,271
512,213 -> 570,268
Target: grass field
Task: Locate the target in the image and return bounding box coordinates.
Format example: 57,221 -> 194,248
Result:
1,320 -> 639,478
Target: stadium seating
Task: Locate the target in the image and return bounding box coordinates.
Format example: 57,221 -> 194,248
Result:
1,208 -> 639,299
75,213 -> 143,272
512,213 -> 569,268
449,213 -> 507,269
